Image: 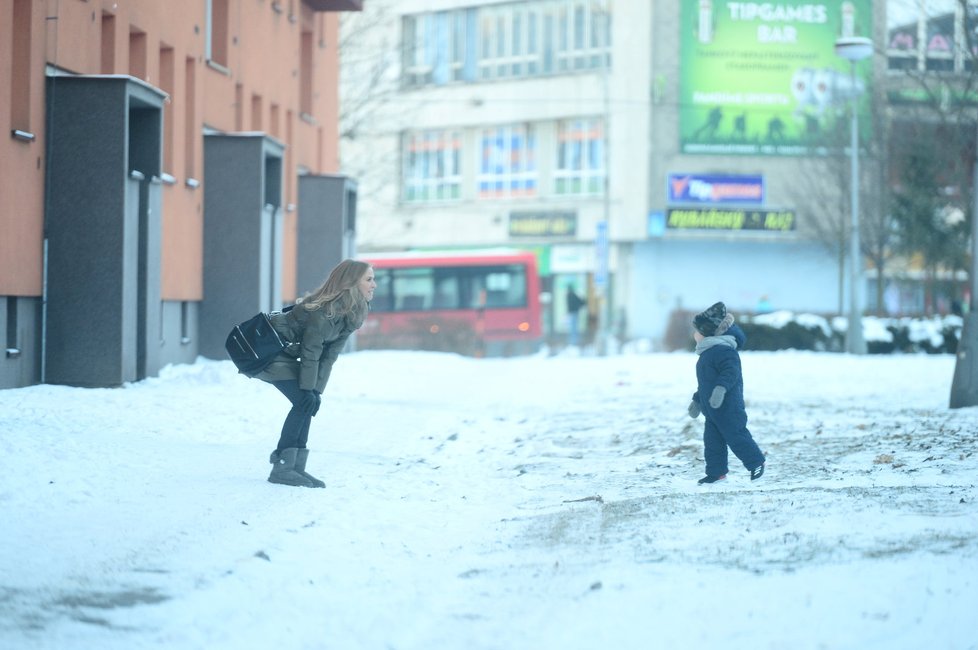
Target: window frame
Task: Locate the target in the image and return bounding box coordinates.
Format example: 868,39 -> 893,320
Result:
402,129 -> 464,204
476,123 -> 539,200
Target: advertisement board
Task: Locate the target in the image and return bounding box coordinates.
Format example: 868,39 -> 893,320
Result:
667,173 -> 765,204
509,211 -> 577,237
680,1 -> 873,156
666,207 -> 796,232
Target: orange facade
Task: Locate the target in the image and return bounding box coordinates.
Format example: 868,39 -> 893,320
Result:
1,0 -> 349,303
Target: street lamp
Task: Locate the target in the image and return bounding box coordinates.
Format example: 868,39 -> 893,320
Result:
835,36 -> 873,355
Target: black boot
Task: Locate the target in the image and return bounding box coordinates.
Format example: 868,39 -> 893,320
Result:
294,448 -> 326,488
697,474 -> 726,484
267,448 -> 315,487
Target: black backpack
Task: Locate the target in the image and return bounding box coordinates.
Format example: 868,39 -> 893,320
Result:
225,306 -> 293,377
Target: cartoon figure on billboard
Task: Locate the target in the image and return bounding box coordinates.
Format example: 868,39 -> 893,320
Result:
766,116 -> 786,142
791,65 -> 865,134
733,112 -> 747,140
693,106 -> 723,139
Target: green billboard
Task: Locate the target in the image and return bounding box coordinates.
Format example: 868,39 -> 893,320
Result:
680,1 -> 873,156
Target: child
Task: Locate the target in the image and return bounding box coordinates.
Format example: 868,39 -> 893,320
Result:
687,302 -> 765,484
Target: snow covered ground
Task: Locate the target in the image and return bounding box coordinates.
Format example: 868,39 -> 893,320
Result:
1,349 -> 976,650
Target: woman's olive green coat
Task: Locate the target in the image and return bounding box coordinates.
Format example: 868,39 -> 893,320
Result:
255,306 -> 355,394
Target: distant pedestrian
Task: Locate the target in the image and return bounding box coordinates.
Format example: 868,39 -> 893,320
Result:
687,302 -> 765,484
255,259 -> 376,488
756,295 -> 772,313
566,285 -> 586,347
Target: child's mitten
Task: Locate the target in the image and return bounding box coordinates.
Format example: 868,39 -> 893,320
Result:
708,385 -> 726,409
687,400 -> 701,419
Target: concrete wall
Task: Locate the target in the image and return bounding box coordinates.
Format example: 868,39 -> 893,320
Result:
44,76 -> 165,387
297,175 -> 357,294
0,297 -> 42,389
199,134 -> 285,360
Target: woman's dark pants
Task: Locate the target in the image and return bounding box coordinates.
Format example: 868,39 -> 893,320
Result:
271,380 -> 312,451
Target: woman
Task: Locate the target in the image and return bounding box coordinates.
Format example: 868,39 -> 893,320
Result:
256,259 -> 376,488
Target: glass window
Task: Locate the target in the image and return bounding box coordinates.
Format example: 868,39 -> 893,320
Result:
404,0 -> 612,87
393,268 -> 434,311
371,265 -> 525,311
402,16 -> 431,86
461,265 -> 527,308
924,1 -> 955,70
887,0 -> 976,72
967,2 -> 978,71
371,270 -> 394,312
555,118 -> 606,196
479,11 -> 494,80
477,124 -> 538,199
403,130 -> 462,203
432,272 -> 461,309
451,10 -> 469,81
527,9 -> 539,75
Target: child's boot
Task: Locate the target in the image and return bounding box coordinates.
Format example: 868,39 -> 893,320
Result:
697,474 -> 726,484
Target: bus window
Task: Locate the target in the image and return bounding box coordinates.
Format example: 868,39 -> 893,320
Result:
455,265 -> 526,308
432,271 -> 460,309
370,269 -> 394,312
394,268 -> 434,311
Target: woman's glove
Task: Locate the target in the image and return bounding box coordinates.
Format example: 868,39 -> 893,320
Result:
299,390 -> 319,416
709,385 -> 727,409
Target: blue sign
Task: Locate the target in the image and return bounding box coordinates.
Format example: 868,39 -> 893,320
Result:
647,211 -> 666,238
667,173 -> 765,205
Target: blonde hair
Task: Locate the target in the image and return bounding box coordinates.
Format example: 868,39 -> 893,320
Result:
297,259 -> 371,328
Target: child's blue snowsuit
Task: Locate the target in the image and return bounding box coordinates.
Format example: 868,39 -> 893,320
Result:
692,324 -> 765,477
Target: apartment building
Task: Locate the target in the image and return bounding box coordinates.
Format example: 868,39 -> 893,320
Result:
1,0 -> 361,388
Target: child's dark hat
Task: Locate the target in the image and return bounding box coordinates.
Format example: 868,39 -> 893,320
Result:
693,301 -> 728,336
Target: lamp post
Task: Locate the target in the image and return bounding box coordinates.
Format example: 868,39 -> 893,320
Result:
835,36 -> 873,355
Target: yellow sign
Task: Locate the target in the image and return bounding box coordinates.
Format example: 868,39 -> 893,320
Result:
666,208 -> 795,232
509,212 -> 577,237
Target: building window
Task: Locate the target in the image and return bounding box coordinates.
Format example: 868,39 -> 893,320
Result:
101,12 -> 116,73
129,28 -> 147,79
10,0 -> 32,135
251,94 -> 262,131
180,301 -> 191,344
403,0 -> 610,88
403,130 -> 463,203
477,124 -> 537,199
555,118 -> 605,196
159,46 -> 175,173
270,103 -> 280,139
887,0 -> 971,72
5,297 -> 18,354
300,28 -> 314,115
206,0 -> 229,67
185,57 -> 197,180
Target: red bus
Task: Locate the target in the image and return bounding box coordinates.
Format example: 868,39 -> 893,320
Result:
358,250 -> 542,356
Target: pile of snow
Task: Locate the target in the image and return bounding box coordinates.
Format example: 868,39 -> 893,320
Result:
748,311 -> 963,352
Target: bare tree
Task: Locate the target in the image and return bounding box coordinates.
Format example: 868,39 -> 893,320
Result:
338,0 -> 415,246
885,0 -> 977,312
787,80 -> 893,316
